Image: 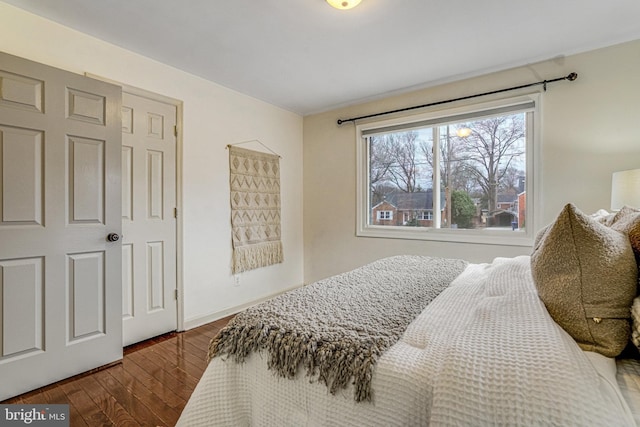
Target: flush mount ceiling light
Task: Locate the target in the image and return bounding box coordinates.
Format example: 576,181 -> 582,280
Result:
326,0 -> 362,10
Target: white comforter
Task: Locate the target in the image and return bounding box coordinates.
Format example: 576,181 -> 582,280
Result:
177,256 -> 635,426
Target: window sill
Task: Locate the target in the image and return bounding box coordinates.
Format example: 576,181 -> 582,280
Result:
356,225 -> 534,247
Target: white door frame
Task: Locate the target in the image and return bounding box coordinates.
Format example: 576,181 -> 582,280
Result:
86,73 -> 184,333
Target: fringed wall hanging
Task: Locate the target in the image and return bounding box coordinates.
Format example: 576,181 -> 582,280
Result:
228,143 -> 283,273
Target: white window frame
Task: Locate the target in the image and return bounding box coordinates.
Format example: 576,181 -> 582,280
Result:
417,211 -> 432,221
377,210 -> 393,220
356,93 -> 541,247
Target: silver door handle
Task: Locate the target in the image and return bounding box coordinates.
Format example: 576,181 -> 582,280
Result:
106,233 -> 120,242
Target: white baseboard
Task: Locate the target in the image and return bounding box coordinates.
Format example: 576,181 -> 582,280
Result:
182,283 -> 303,330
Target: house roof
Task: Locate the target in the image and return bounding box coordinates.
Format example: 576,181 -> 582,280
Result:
497,194 -> 518,204
385,190 -> 442,211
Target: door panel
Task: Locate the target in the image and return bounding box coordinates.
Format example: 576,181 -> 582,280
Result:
0,52 -> 122,400
0,257 -> 44,358
147,150 -> 164,219
68,136 -> 105,224
121,91 -> 177,346
122,146 -> 133,220
0,126 -> 43,225
122,243 -> 134,318
0,70 -> 43,113
68,251 -> 105,341
147,241 -> 165,311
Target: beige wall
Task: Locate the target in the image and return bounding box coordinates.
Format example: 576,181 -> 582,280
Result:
303,40 -> 640,283
0,3 -> 305,328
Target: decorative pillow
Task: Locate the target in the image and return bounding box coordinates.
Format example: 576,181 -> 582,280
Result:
631,299 -> 640,351
609,205 -> 640,351
590,209 -> 617,226
531,203 -> 637,357
610,206 -> 640,263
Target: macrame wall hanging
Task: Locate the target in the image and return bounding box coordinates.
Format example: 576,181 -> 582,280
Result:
227,142 -> 283,273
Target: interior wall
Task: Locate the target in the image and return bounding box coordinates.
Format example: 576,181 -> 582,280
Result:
303,39 -> 640,283
0,3 -> 304,328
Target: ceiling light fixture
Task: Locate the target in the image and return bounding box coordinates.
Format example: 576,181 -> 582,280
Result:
326,0 -> 362,10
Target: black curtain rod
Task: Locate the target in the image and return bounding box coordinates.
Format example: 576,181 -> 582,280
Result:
336,72 -> 578,125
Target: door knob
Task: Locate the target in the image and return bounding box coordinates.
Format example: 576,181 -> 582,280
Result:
106,233 -> 120,242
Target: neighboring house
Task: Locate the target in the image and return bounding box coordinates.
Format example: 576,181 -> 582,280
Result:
491,183 -> 526,229
372,190 -> 440,227
372,200 -> 397,226
517,191 -> 526,228
490,193 -> 517,227
496,192 -> 518,211
373,188 -> 527,229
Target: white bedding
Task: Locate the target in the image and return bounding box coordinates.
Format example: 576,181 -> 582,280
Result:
177,256 -> 636,426
617,358 -> 640,426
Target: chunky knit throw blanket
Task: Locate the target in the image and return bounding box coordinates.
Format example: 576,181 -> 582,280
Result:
208,255 -> 468,402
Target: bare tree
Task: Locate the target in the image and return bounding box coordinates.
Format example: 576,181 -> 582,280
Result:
369,136 -> 394,204
420,126 -> 482,193
461,114 -> 525,214
498,165 -> 524,194
372,131 -> 422,193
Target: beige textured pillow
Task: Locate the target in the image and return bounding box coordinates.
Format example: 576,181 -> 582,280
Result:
609,206 -> 640,350
531,203 -> 637,357
610,206 -> 640,263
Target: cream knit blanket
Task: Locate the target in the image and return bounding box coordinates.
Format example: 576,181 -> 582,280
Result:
208,255 -> 468,401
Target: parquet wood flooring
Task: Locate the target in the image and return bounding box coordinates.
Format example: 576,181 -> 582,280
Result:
2,315 -> 234,426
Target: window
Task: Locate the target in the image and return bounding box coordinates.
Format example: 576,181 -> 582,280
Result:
377,210 -> 393,220
417,211 -> 432,221
356,95 -> 539,246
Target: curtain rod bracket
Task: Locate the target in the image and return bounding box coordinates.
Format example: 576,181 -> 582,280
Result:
336,72 -> 578,126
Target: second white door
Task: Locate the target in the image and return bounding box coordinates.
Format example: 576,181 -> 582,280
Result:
121,91 -> 177,346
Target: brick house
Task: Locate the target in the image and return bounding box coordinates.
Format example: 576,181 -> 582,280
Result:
517,191 -> 526,228
371,200 -> 398,226
489,176 -> 525,228
372,187 -> 525,229
372,190 -> 440,227
490,193 -> 518,227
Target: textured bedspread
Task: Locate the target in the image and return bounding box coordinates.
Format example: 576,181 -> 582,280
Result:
208,255 -> 468,401
178,256 -> 636,426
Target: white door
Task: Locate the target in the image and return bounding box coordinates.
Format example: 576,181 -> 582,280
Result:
0,52 -> 122,400
121,91 -> 177,346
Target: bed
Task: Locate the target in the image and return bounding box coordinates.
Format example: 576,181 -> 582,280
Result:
177,204 -> 640,426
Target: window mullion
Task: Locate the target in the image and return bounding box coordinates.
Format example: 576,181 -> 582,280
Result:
433,127 -> 441,229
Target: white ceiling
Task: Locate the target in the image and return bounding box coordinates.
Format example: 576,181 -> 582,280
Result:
4,0 -> 640,115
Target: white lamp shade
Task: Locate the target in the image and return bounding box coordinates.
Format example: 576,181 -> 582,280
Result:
611,169 -> 640,211
326,0 -> 362,10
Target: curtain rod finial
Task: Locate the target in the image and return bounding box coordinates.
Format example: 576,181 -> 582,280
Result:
566,72 -> 578,81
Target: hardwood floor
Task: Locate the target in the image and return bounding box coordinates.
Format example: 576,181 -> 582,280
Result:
2,316 -> 234,426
